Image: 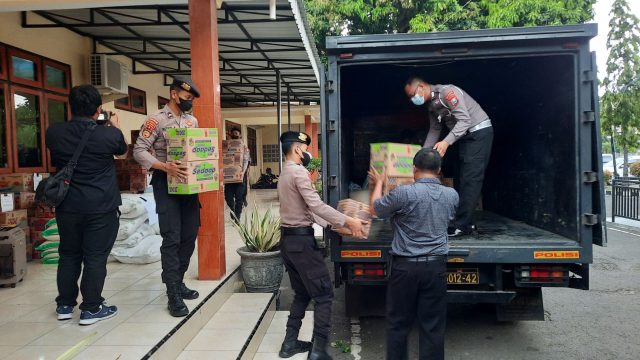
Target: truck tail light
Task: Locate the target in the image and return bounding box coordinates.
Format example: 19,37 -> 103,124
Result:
515,265 -> 569,287
351,263 -> 386,279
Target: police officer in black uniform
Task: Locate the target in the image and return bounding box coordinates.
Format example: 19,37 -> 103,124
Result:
133,77 -> 201,317
277,131 -> 367,359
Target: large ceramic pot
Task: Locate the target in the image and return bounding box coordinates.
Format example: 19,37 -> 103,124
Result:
237,246 -> 284,293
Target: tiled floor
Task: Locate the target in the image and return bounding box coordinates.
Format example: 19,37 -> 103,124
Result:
0,190 -> 285,359
0,203 -> 247,360
252,311 -> 314,360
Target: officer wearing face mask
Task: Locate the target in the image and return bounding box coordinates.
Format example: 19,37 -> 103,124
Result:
404,76 -> 493,238
278,131 -> 367,360
133,76 -> 201,317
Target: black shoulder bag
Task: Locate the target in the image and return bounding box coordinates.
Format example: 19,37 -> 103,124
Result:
36,123 -> 97,208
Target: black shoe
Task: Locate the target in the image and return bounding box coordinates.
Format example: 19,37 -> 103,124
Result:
279,327 -> 312,358
179,282 -> 199,300
166,283 -> 189,317
308,336 -> 332,360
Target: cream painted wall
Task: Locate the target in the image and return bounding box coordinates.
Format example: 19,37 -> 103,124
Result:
259,124 -> 304,175
0,12 -> 171,143
0,12 -> 92,89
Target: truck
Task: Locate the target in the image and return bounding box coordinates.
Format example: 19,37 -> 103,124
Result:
320,24 -> 607,321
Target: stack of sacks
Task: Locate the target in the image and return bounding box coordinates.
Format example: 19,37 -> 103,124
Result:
111,194 -> 162,264
35,219 -> 60,265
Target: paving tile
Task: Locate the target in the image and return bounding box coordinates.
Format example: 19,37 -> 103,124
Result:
0,304 -> 45,324
217,293 -> 272,313
0,346 -> 20,360
204,311 -> 263,329
3,291 -> 58,306
177,350 -> 238,360
0,322 -> 60,346
185,328 -> 253,351
93,322 -> 175,346
253,352 -> 308,360
73,345 -> 151,360
125,304 -> 183,324
106,290 -> 163,305
4,346 -> 70,360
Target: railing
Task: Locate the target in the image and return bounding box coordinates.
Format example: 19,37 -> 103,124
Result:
612,177 -> 640,222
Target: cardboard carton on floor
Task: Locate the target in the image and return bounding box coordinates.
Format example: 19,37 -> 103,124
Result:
370,143 -> 421,178
0,174 -> 34,192
14,192 -> 36,210
168,160 -> 220,195
0,209 -> 28,227
333,199 -> 371,238
167,128 -> 219,162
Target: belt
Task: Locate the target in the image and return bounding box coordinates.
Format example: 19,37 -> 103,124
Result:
468,119 -> 492,133
393,255 -> 446,263
281,226 -> 314,236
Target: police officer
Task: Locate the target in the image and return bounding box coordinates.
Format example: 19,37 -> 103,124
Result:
278,131 -> 367,360
133,76 -> 201,317
405,77 -> 493,237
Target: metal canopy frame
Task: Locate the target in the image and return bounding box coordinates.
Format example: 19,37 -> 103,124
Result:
22,1 -> 321,105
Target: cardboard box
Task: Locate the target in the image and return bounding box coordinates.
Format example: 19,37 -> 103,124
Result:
222,140 -> 246,184
14,192 -> 36,210
370,143 -> 421,178
168,160 -> 220,195
384,177 -> 415,195
0,209 -> 28,227
166,128 -> 219,162
28,206 -> 55,219
333,199 -> 371,238
0,174 -> 34,192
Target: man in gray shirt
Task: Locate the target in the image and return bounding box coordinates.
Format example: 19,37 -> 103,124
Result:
405,77 -> 492,237
369,148 -> 458,360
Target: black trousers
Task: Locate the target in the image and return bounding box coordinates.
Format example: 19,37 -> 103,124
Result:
56,210 -> 119,312
386,257 -> 447,360
281,234 -> 333,340
224,182 -> 245,220
152,172 -> 200,284
454,127 -> 493,230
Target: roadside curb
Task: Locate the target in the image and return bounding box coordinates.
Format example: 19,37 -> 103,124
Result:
606,221 -> 640,236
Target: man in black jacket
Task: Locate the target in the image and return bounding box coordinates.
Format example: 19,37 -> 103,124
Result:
46,85 -> 127,325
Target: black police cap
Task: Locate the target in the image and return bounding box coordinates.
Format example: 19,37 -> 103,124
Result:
280,131 -> 311,146
171,76 -> 201,98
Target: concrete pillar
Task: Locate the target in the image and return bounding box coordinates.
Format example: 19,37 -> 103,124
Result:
189,0 -> 225,279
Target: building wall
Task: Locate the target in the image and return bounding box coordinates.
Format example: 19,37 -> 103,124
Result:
0,12 -> 169,143
258,124 -> 303,175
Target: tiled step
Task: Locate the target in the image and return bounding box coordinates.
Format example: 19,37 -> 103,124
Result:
177,293 -> 276,360
252,311 -> 314,360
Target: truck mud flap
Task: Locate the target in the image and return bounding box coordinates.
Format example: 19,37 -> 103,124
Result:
496,288 -> 544,322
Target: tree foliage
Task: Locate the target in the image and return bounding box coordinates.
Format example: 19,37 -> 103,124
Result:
601,0 -> 640,176
303,0 -> 595,58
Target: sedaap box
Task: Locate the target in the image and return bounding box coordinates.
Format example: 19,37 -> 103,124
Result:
168,160 -> 220,195
166,128 -> 219,162
370,143 -> 421,178
222,140 -> 246,184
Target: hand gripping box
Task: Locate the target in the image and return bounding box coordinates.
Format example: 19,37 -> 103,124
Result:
166,128 -> 219,162
370,143 -> 421,178
168,160 -> 220,195
332,199 -> 371,238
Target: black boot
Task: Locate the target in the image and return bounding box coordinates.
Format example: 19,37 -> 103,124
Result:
308,336 -> 332,360
279,327 -> 312,358
166,283 -> 189,317
179,282 -> 200,300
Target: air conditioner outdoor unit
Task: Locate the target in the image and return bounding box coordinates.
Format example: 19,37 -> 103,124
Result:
89,54 -> 128,102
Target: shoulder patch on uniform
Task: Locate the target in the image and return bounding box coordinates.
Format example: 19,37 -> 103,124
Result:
142,118 -> 159,138
444,90 -> 459,107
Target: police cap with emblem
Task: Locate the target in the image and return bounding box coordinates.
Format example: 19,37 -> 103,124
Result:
171,76 -> 201,98
280,131 -> 311,146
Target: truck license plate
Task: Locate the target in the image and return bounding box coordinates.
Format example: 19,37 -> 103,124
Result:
447,269 -> 479,285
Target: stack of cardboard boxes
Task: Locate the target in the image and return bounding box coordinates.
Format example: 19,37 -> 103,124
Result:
222,139 -> 246,184
0,174 -> 51,261
370,143 -> 422,195
166,128 -> 219,194
116,130 -> 150,193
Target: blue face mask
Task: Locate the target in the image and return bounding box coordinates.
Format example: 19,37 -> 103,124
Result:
411,94 -> 425,106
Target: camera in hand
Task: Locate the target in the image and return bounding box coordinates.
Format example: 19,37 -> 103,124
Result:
96,111 -> 111,125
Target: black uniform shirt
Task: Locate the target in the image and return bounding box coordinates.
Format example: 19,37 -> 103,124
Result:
46,116 -> 127,213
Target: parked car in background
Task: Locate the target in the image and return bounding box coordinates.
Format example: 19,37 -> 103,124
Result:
602,153 -> 613,165
603,155 -> 640,175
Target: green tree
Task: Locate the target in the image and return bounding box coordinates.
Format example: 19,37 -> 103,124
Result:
304,0 -> 595,59
601,0 -> 640,177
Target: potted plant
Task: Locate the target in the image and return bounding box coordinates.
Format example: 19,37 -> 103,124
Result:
233,205 -> 284,293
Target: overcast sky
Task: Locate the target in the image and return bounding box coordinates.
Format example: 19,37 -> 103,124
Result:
590,0 -> 640,93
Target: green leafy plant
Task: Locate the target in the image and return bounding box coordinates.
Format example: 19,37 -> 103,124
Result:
331,340 -> 352,354
306,157 -> 322,173
232,205 -> 281,253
